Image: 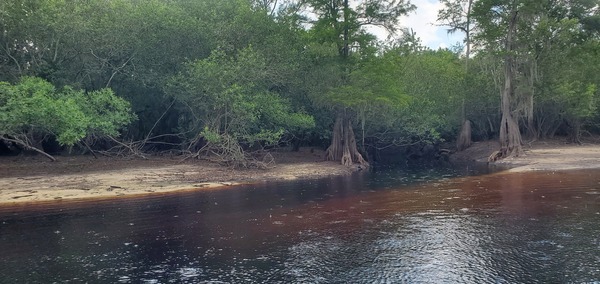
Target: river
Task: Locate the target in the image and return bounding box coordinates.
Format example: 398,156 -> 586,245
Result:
0,166 -> 599,283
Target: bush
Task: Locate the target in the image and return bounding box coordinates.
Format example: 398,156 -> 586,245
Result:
0,77 -> 135,159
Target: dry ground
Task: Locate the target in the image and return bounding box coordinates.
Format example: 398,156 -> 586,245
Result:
0,148 -> 356,205
451,138 -> 600,172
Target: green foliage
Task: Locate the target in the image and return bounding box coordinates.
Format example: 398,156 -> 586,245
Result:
467,0 -> 600,142
556,82 -> 597,120
310,45 -> 467,149
382,48 -> 466,143
200,127 -> 222,145
2,0 -> 600,163
325,56 -> 407,109
463,55 -> 501,139
529,16 -> 600,138
0,77 -> 135,146
167,47 -> 314,153
69,87 -> 137,137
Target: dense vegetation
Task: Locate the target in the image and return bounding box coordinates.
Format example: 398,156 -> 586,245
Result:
1,0 -> 599,165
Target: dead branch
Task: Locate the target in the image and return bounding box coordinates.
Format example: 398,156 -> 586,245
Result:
106,136 -> 147,159
0,135 -> 56,161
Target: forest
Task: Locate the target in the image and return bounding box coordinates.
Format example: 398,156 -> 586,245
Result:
1,0 -> 599,167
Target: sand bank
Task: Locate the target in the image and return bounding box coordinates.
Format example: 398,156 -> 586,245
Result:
0,148 -> 356,205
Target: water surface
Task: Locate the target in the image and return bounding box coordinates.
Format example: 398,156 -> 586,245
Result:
1,167 -> 599,283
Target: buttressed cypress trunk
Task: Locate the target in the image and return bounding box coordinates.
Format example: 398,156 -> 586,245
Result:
325,113 -> 368,166
323,0 -> 368,167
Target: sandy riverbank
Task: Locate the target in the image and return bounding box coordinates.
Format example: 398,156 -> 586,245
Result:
2,140 -> 600,206
0,148 -> 356,205
451,139 -> 600,172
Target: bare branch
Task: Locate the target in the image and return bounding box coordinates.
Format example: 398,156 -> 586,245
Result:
0,135 -> 56,161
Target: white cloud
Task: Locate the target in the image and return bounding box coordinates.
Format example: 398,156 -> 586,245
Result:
404,0 -> 465,49
366,0 -> 465,49
402,0 -> 443,45
299,0 -> 465,50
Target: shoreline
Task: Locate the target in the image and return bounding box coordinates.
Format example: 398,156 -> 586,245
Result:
497,145 -> 600,172
451,139 -> 600,173
2,141 -> 600,206
0,148 -> 357,206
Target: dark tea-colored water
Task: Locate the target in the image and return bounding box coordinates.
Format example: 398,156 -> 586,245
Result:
1,167 -> 599,283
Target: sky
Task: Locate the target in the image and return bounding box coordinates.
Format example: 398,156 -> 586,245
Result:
290,0 -> 466,50
367,0 -> 466,50
402,0 -> 465,49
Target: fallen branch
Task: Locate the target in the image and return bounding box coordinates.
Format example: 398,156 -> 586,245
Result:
0,136 -> 56,161
81,140 -> 98,159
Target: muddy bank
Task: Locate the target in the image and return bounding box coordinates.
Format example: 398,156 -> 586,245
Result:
0,148 -> 357,205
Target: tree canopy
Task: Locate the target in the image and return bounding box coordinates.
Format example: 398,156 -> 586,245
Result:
1,0 -> 599,165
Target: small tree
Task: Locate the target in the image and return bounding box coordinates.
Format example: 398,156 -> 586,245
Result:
166,48 -> 315,167
437,0 -> 475,151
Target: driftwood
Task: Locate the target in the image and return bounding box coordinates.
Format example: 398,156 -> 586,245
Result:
488,150 -> 502,162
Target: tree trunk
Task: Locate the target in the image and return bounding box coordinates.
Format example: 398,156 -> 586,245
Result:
456,97 -> 472,151
342,0 -> 349,58
326,115 -> 344,161
498,8 -> 522,158
465,0 -> 472,65
325,113 -> 368,166
455,0 -> 473,152
524,58 -> 538,140
526,92 -> 537,139
567,120 -> 582,144
323,0 -> 367,167
456,119 -> 472,151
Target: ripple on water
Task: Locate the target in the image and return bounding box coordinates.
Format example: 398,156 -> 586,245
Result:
2,169 -> 600,283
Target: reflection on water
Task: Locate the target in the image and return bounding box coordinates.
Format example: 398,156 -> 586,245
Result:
1,167 -> 599,283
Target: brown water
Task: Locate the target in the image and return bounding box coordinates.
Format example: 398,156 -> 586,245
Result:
0,167 -> 599,283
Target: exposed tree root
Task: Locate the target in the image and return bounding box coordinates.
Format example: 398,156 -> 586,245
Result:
499,115 -> 522,158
